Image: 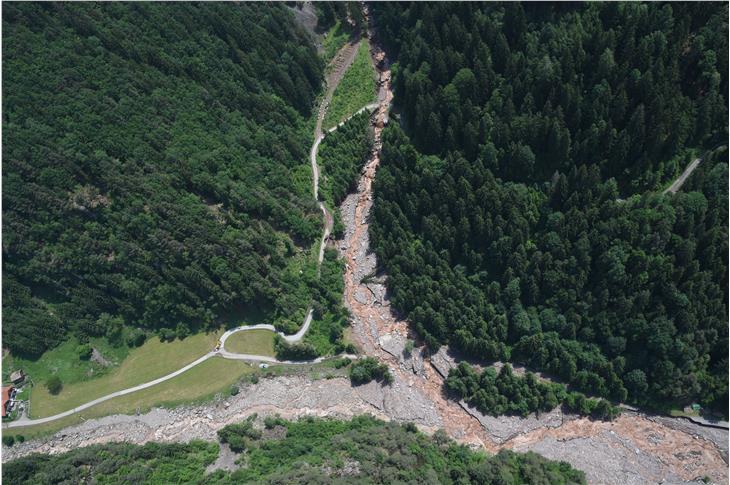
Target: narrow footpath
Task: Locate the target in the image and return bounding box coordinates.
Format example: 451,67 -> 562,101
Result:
663,144 -> 727,194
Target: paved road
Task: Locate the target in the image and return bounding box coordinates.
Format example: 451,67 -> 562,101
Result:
4,43 -> 379,431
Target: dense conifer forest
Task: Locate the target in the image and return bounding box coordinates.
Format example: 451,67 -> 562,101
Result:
446,362 -> 621,420
2,416 -> 587,484
318,111 -> 373,209
376,2 -> 727,191
3,3 -> 324,357
370,2 -> 728,412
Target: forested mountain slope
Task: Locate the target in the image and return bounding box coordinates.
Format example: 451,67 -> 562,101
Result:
371,3 -> 728,412
3,3 -> 323,357
377,2 -> 727,192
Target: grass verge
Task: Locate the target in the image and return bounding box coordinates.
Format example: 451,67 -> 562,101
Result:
224,330 -> 276,357
323,41 -> 376,130
21,332 -> 220,419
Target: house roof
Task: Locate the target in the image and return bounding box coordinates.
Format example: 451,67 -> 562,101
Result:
1,386 -> 13,418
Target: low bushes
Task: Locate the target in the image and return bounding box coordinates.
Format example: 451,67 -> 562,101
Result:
349,357 -> 393,385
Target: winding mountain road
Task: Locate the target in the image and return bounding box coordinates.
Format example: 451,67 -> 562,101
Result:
4,40 -> 375,430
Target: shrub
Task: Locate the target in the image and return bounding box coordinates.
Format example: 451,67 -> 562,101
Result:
16,435 -> 25,443
217,417 -> 261,453
99,313 -> 125,347
424,334 -> 440,353
158,328 -> 176,343
46,375 -> 63,395
2,436 -> 15,447
264,415 -> 286,429
333,357 -> 351,369
274,336 -> 318,361
349,357 -> 392,385
125,329 -> 147,347
76,344 -> 93,360
404,340 -> 414,356
230,386 -> 239,396
175,323 -> 190,340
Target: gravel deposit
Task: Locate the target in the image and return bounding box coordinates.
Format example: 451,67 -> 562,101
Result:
517,433 -> 707,485
647,415 -> 729,463
459,402 -> 575,444
2,374 -> 442,462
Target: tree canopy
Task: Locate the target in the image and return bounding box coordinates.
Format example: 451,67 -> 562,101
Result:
3,3 -> 325,357
376,2 -> 727,192
370,3 -> 728,413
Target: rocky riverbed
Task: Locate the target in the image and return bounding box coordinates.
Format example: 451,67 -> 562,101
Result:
2,373 -> 442,462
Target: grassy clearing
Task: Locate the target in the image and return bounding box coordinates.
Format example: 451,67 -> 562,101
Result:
322,21 -> 351,65
323,41 -> 376,130
4,336 -> 130,388
225,329 -> 276,357
5,357 -> 254,441
23,332 -> 220,418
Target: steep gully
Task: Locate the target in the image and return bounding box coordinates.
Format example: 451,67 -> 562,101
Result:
4,10 -> 728,484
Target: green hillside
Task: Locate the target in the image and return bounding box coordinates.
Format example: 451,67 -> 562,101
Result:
371,2 -> 728,413
2,3 -> 324,357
